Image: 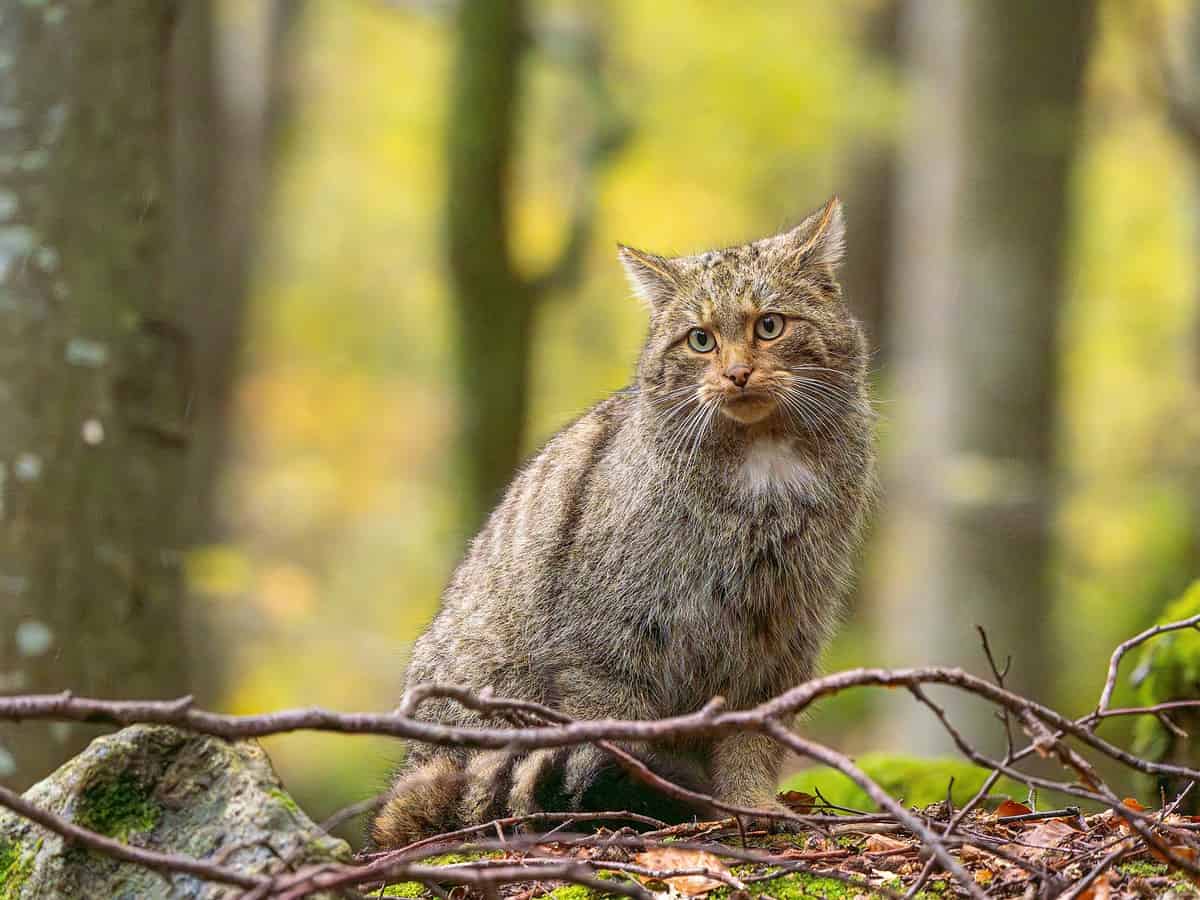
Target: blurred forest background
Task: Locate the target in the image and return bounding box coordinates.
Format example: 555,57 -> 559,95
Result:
2,0 -> 1199,843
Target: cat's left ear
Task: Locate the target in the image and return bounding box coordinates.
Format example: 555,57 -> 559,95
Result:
617,244 -> 679,310
781,196 -> 845,270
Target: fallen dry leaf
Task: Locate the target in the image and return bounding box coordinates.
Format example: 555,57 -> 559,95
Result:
777,790 -> 817,814
958,844 -> 992,862
1117,797 -> 1148,833
1006,819 -> 1078,860
995,799 -> 1033,818
864,833 -> 910,853
633,847 -> 733,896
1077,870 -> 1112,900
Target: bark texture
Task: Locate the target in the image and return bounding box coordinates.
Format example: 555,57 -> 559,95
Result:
0,1 -> 189,788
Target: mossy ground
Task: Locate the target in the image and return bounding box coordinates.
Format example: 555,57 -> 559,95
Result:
374,852 -> 502,897
0,837 -> 36,900
74,771 -> 159,840
1118,860 -> 1168,878
373,867 -> 951,900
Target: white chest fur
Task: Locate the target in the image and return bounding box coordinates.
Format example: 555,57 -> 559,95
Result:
738,439 -> 816,497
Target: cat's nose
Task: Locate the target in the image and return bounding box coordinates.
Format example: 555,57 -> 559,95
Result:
723,363 -> 753,388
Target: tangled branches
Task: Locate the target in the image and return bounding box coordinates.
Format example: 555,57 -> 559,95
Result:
0,613 -> 1198,899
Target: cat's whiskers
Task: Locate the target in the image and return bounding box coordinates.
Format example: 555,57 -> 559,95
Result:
787,363 -> 856,381
787,370 -> 858,401
664,400 -> 711,459
778,381 -> 842,436
684,400 -> 719,470
776,390 -> 828,436
787,373 -> 860,413
789,365 -> 889,408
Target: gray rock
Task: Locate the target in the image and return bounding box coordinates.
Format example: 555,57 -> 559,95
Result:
0,724 -> 351,898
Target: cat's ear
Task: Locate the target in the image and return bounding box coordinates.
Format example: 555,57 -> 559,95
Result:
617,244 -> 679,310
781,196 -> 845,270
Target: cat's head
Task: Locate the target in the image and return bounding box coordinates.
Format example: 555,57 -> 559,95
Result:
619,197 -> 867,438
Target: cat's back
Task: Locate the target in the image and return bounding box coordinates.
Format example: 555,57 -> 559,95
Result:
404,390 -> 637,682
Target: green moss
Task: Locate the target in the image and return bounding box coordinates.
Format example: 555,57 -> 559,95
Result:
781,753 -> 1027,811
544,885 -> 606,900
420,851 -> 497,866
267,787 -> 302,817
373,853 -> 503,897
1118,860 -> 1168,878
377,882 -> 426,897
0,836 -> 36,900
75,772 -> 159,840
711,870 -> 874,900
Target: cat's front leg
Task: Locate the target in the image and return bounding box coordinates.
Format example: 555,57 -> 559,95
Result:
710,730 -> 799,832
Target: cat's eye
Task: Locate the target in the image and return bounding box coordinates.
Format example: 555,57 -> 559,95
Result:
687,328 -> 715,353
755,313 -> 785,341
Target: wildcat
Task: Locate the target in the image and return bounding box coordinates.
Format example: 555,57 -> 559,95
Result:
372,197 -> 875,846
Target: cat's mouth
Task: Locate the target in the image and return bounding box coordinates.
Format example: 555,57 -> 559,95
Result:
719,391 -> 777,424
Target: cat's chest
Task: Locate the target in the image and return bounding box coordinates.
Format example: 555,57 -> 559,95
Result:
735,439 -> 816,500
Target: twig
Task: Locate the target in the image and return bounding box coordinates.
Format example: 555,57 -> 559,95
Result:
1095,613 -> 1200,715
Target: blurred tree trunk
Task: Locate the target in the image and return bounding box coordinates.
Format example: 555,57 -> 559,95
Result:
173,0 -> 302,549
445,1 -> 624,533
841,0 -> 903,365
171,1 -> 302,705
0,1 -> 188,788
1157,2 -> 1200,584
446,0 -> 533,533
0,1 -> 295,789
875,1 -> 1095,752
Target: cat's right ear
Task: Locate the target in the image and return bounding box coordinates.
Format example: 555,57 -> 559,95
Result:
617,244 -> 678,310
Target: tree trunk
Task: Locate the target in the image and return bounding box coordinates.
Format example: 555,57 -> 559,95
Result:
0,2 -> 187,787
169,1 -> 302,706
445,0 -> 534,534
875,0 -> 1095,753
172,0 -> 302,549
841,0 -> 903,365
443,1 -> 625,534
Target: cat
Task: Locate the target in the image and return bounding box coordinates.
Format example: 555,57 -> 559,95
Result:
372,197 -> 876,846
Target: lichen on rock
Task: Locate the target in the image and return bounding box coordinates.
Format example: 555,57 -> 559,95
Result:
0,724 -> 350,898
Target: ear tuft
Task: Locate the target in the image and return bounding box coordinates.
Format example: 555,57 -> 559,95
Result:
617,244 -> 678,310
785,196 -> 846,270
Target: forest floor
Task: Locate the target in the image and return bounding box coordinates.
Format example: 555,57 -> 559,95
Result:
365,797 -> 1200,900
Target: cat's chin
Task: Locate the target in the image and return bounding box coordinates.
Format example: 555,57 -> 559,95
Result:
718,394 -> 777,425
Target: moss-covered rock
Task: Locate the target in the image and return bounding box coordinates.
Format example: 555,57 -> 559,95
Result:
0,724 -> 350,898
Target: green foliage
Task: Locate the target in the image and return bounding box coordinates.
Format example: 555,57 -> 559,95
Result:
74,772 -> 159,840
1132,581 -> 1200,760
781,754 -> 1027,811
1134,580 -> 1200,705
